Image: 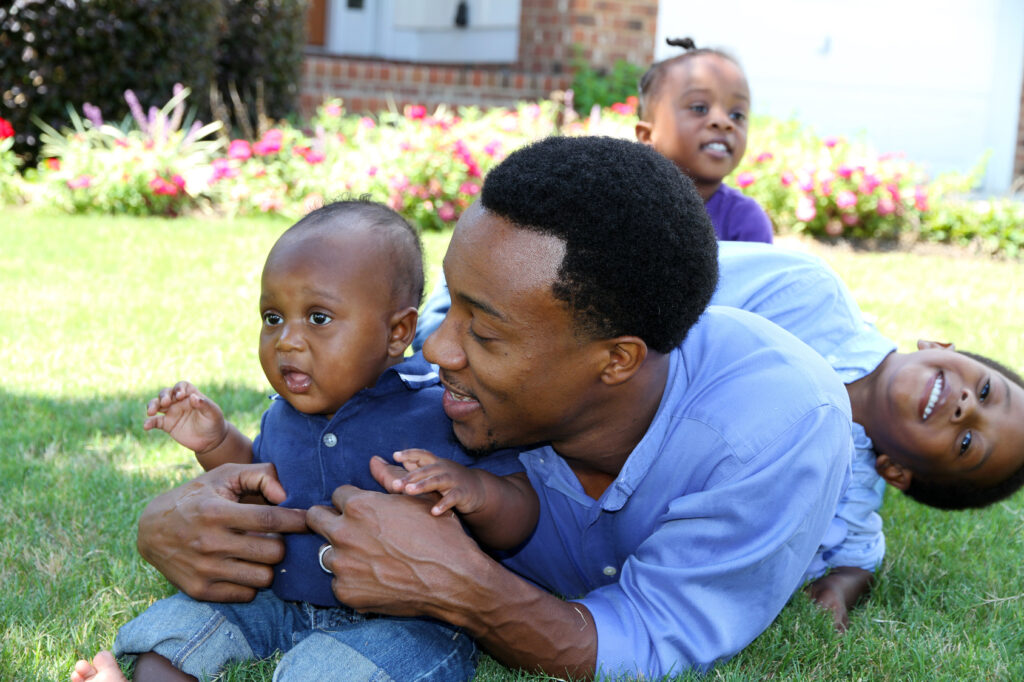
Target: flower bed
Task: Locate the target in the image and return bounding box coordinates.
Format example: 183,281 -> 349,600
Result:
2,90 -> 1020,258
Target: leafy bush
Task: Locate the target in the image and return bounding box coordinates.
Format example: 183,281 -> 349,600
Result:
0,0 -> 222,160
569,46 -> 645,115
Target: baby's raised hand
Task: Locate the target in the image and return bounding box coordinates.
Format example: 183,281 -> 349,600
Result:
391,449 -> 487,517
144,381 -> 228,455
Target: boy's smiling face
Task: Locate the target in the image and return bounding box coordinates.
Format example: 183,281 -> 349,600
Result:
258,225 -> 406,417
636,54 -> 750,200
867,345 -> 1024,489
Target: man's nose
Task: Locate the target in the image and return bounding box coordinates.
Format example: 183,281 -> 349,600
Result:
422,313 -> 466,370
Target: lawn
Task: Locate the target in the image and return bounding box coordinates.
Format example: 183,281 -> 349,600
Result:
2,211 -> 1022,681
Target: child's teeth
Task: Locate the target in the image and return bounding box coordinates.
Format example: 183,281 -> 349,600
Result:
923,373 -> 943,420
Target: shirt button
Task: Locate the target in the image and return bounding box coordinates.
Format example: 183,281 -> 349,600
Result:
322,433 -> 337,447
602,566 -> 617,576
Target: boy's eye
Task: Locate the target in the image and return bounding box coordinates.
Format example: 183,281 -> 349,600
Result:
730,111 -> 747,123
688,103 -> 708,114
979,380 -> 990,402
959,430 -> 973,455
262,312 -> 282,326
309,312 -> 332,325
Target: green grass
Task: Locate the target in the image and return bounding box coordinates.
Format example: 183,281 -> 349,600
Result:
2,214 -> 1022,681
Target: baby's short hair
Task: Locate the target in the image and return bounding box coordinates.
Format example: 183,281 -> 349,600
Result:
638,36 -> 743,120
287,198 -> 424,309
903,351 -> 1024,510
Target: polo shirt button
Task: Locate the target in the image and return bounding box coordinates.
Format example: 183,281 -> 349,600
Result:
322,433 -> 337,447
602,565 -> 617,576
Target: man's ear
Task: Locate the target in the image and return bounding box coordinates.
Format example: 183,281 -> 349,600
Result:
635,120 -> 653,145
875,453 -> 913,491
918,339 -> 955,351
599,336 -> 648,386
387,307 -> 419,358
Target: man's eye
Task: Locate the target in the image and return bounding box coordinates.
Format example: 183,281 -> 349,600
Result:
980,380 -> 990,402
309,312 -> 332,325
959,430 -> 973,455
262,312 -> 282,325
468,326 -> 492,343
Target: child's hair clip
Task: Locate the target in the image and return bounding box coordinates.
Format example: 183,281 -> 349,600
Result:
666,37 -> 697,51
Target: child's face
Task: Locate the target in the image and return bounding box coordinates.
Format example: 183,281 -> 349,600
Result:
636,54 -> 750,199
868,346 -> 1024,488
258,226 -> 406,417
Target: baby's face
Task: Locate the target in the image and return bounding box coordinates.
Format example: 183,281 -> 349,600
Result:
869,348 -> 1024,488
638,54 -> 750,197
258,227 -> 401,417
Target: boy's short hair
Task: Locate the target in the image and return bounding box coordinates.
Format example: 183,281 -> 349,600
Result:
903,351 -> 1024,510
289,198 -> 424,308
638,37 -> 743,120
479,135 -> 718,354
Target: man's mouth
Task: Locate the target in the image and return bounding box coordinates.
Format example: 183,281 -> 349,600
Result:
922,371 -> 944,420
439,373 -> 481,420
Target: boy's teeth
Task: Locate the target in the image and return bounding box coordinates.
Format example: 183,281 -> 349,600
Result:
705,142 -> 727,152
923,373 -> 943,420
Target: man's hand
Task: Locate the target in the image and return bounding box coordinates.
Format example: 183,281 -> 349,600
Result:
144,381 -> 228,455
805,566 -> 874,632
136,462 -> 308,602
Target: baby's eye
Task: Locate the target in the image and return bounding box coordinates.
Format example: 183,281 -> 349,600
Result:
979,380 -> 990,402
262,312 -> 282,326
309,311 -> 332,326
959,430 -> 973,455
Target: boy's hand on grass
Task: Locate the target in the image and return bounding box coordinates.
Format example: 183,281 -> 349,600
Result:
144,380 -> 229,455
805,566 -> 874,632
389,450 -> 487,517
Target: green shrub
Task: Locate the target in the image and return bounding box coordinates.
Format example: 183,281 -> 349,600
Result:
0,0 -> 222,161
569,46 -> 645,115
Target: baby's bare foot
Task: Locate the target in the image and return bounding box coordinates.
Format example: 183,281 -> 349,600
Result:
70,651 -> 126,682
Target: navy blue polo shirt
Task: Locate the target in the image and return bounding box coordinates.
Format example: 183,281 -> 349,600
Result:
253,352 -> 522,606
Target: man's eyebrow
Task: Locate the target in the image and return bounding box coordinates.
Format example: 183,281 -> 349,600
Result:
454,290 -> 507,322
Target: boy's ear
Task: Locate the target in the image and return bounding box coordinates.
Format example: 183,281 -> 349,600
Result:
875,454 -> 913,491
387,307 -> 419,358
635,120 -> 653,145
917,339 -> 955,351
599,336 -> 648,386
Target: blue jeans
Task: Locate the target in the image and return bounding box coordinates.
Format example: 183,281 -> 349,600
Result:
113,589 -> 478,681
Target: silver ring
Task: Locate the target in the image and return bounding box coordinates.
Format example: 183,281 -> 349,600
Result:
318,544 -> 333,574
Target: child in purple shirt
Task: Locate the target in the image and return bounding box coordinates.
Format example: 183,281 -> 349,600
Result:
636,36 -> 774,243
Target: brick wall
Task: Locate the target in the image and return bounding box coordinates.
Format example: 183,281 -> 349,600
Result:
299,0 -> 658,117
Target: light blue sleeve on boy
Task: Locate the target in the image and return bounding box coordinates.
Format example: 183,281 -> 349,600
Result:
713,241 -> 897,576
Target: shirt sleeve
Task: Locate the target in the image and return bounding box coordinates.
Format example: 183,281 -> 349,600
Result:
729,195 -> 774,244
578,406 -> 852,676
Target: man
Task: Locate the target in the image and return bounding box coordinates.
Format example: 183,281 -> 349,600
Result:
135,136 -> 851,678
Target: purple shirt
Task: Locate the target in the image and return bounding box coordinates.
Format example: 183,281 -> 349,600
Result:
705,183 -> 774,243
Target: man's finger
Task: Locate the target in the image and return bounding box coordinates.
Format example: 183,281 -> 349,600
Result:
229,503 -> 308,535
330,483 -> 370,511
306,503 -> 342,537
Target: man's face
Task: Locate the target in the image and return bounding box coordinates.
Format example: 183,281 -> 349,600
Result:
869,345 -> 1024,488
422,203 -> 608,454
258,227 -> 401,417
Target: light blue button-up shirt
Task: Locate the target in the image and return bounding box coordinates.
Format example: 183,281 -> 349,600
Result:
713,241 -> 896,577
499,306 -> 853,677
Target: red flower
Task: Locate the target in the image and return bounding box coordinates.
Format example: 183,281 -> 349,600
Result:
0,117 -> 13,139
45,158 -> 61,171
149,175 -> 180,196
406,105 -> 427,120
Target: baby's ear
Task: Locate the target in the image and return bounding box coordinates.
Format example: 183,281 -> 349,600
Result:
875,454 -> 913,491
387,307 -> 419,357
917,339 -> 955,351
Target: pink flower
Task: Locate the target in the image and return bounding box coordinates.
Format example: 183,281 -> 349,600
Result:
820,179 -> 833,197
359,116 -> 376,130
886,183 -> 901,203
211,158 -> 237,181
45,158 -> 61,171
755,152 -> 774,163
438,203 -> 457,222
836,190 -> 857,209
67,175 -> 93,189
292,145 -> 311,157
841,212 -> 859,226
253,129 -> 284,156
406,104 -> 427,120
259,193 -> 283,212
823,136 -> 839,149
367,166 -> 379,177
459,182 -> 480,196
228,139 -> 252,160
388,175 -> 410,191
304,151 -> 325,164
914,185 -> 929,212
780,170 -> 795,187
171,174 -> 186,190
858,173 -> 881,195
483,140 -> 503,158
0,116 -> 13,139
797,172 -> 815,193
825,219 -> 843,236
876,198 -> 896,216
796,196 -> 817,222
325,103 -> 343,117
836,164 -> 854,179
736,171 -> 756,188
149,175 -> 179,196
